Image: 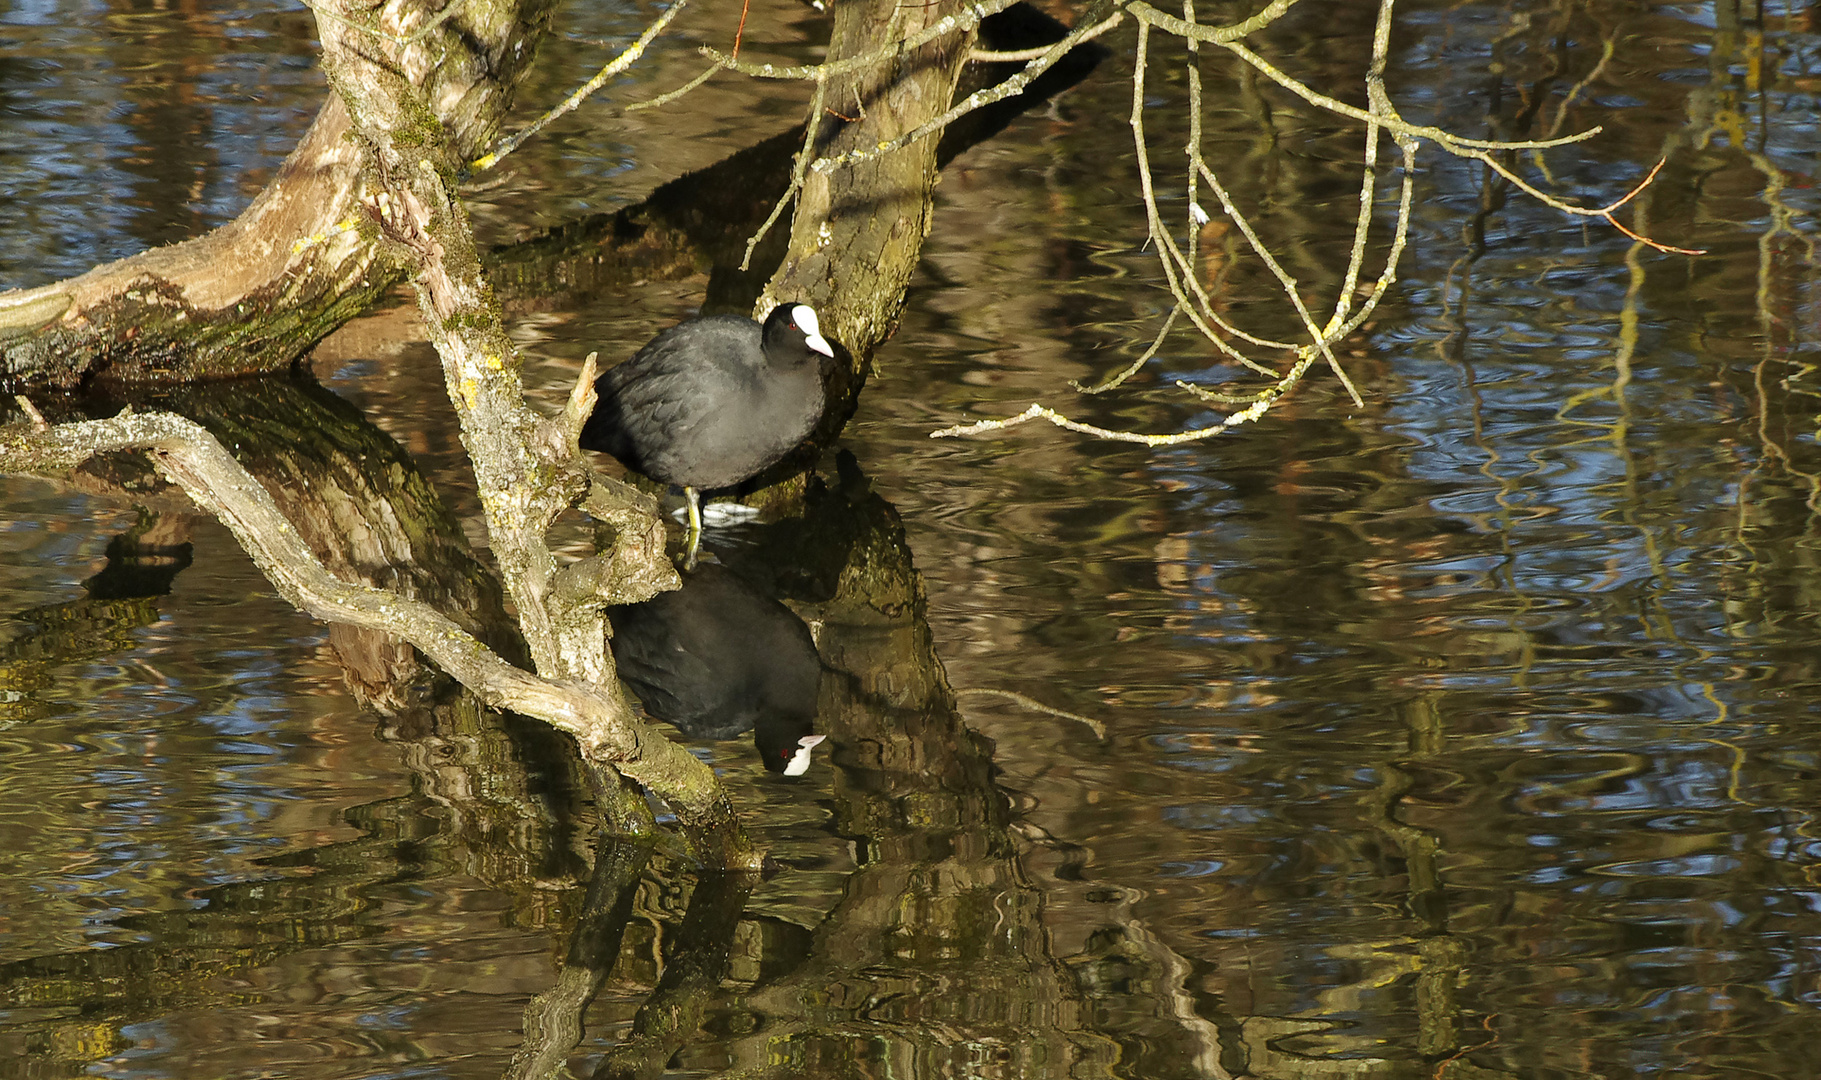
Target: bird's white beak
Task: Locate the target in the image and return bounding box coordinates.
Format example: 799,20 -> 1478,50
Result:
783,733 -> 826,777
793,304 -> 835,358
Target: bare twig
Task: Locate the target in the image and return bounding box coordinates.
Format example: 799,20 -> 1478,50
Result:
1327,0 -> 1399,334
1130,3 -> 1600,151
703,0 -> 1024,81
1073,304 -> 1183,394
935,347 -> 1318,445
969,10 -> 1125,60
805,0 -> 1120,177
955,687 -> 1109,739
741,77 -> 829,271
937,0 -> 1690,451
474,0 -> 692,171
624,63 -> 721,114
1131,21 -> 1284,370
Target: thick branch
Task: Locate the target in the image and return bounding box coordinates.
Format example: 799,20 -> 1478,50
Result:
310,0 -> 753,864
1,0 -> 555,388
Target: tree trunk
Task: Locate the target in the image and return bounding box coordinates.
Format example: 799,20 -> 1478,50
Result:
764,0 -> 978,363
313,0 -> 758,865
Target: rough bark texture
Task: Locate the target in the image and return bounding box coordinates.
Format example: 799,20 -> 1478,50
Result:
0,0 -> 553,389
487,4 -> 1102,328
764,0 -> 977,363
71,374 -> 519,710
314,1 -> 756,866
752,0 -> 1105,475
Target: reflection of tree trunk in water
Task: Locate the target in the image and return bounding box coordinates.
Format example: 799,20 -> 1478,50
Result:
145,376 -> 605,894
15,376 -> 607,900
507,835 -> 657,1080
0,509 -> 193,727
721,15 -> 1099,1061
492,5 -> 1117,1068
0,0 -> 554,387
9,378 -> 507,715
589,868 -> 757,1080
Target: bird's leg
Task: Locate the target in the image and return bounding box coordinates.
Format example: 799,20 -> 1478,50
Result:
682,487 -> 702,570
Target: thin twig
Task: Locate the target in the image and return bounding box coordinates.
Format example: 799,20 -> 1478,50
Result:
1191,159 -> 1363,405
1182,0 -> 1203,286
1542,32 -> 1616,143
703,0 -> 1023,80
474,0 -> 691,172
806,0 -> 1120,176
1326,0 -> 1397,335
969,9 -> 1125,60
935,350 -> 1318,445
1132,22 -> 1284,370
741,77 -> 827,270
624,63 -> 721,114
1327,134 -> 1419,344
732,0 -> 751,60
1200,22 -> 1691,249
1151,12 -> 1603,150
1073,304 -> 1183,394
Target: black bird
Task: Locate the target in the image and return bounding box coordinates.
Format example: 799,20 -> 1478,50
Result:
581,303 -> 835,562
608,564 -> 825,777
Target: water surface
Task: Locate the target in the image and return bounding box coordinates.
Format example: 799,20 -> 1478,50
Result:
3,0 -> 1820,1077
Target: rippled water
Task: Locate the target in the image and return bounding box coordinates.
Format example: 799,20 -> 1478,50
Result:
5,0 -> 1821,1077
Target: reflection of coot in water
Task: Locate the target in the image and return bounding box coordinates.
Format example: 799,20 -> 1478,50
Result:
608,564 -> 825,776
580,304 -> 835,559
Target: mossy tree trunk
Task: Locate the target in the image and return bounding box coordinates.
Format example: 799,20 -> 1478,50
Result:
762,0 -> 978,383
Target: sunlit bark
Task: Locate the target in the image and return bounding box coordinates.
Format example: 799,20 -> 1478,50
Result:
0,0 -> 553,388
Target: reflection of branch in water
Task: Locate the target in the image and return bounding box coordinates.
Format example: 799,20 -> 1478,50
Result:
0,411 -> 743,856
506,835 -> 655,1080
954,686 -> 1108,740
590,869 -> 757,1080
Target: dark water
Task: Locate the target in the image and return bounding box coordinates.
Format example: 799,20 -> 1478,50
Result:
5,0 -> 1821,1077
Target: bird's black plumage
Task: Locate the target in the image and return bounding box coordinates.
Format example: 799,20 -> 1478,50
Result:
580,303 -> 834,492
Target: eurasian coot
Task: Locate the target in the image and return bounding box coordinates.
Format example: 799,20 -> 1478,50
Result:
581,303 -> 835,561
608,564 -> 825,776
